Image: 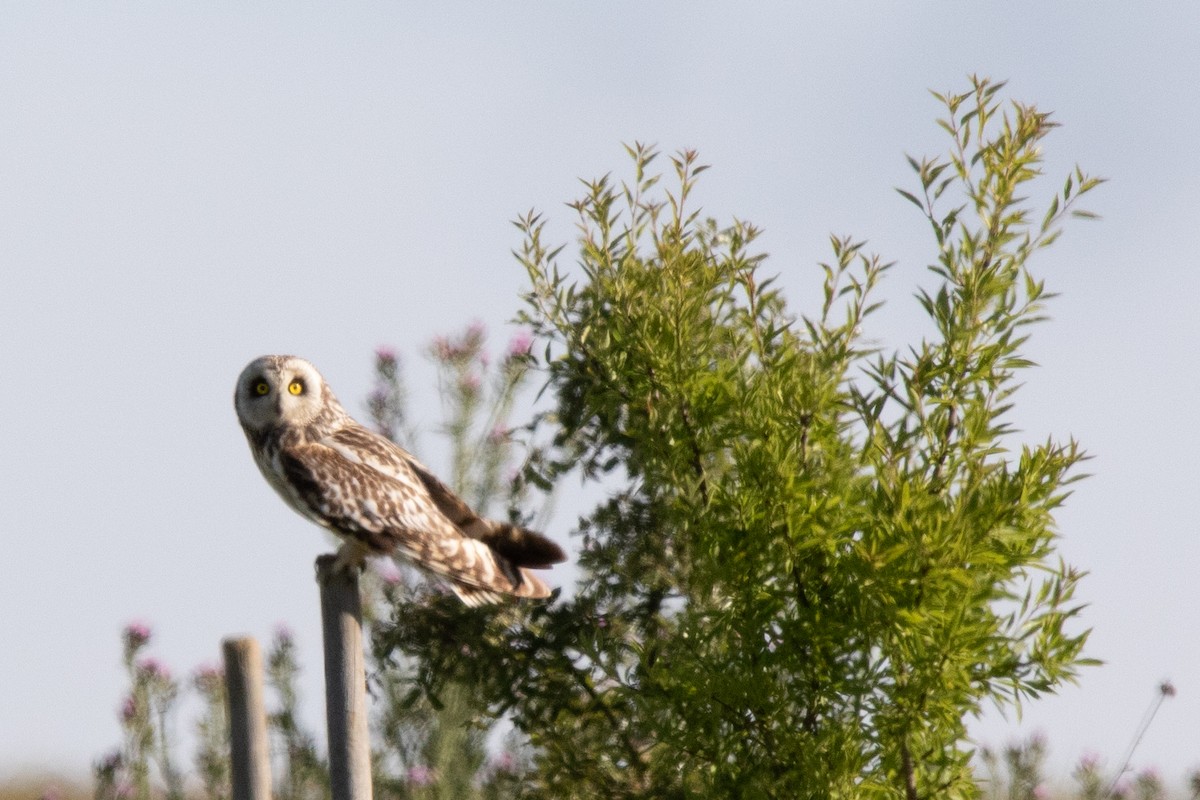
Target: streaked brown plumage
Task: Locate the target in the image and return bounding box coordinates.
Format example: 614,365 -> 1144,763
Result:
234,354 -> 565,605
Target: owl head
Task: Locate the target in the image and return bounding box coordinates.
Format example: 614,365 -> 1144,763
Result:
234,355 -> 345,434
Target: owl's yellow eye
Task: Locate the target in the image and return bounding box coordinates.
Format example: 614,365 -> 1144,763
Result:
254,381 -> 270,396
288,380 -> 304,396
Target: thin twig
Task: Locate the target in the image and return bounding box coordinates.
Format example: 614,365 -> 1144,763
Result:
1101,681 -> 1176,799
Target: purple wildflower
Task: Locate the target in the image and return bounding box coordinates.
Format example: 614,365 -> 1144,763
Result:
375,345 -> 397,365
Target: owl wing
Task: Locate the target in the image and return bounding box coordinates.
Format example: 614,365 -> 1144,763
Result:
398,447 -> 567,569
277,423 -> 551,603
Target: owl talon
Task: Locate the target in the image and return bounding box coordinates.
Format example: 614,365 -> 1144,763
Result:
313,550 -> 364,585
332,542 -> 370,574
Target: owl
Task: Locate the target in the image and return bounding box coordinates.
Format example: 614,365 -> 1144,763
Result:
234,354 -> 565,605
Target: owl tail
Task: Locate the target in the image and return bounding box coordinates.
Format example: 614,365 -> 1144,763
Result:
423,535 -> 558,606
410,461 -> 566,571
450,566 -> 553,607
460,518 -> 567,569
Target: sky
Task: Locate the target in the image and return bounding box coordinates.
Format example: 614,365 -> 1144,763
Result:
3,2 -> 1199,788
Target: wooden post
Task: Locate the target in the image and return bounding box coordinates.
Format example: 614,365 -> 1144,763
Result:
316,555 -> 373,800
222,637 -> 273,800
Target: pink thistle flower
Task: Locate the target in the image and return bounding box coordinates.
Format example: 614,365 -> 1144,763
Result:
372,558 -> 403,586
97,750 -> 122,774
466,320 -> 486,342
432,335 -> 452,361
460,372 -> 481,394
274,623 -> 294,645
407,765 -> 435,787
137,657 -> 170,682
375,345 -> 397,364
193,663 -> 223,681
1137,767 -> 1162,784
123,621 -> 151,651
506,330 -> 533,358
193,665 -> 224,697
120,694 -> 137,723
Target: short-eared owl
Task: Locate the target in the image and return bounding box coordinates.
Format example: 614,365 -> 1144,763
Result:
234,355 -> 565,605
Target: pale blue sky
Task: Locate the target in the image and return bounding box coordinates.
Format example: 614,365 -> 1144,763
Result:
3,2 -> 1199,786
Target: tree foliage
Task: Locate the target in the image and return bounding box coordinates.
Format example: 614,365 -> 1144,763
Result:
372,76 -> 1103,799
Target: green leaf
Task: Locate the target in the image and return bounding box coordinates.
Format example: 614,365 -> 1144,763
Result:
896,188 -> 924,209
